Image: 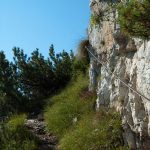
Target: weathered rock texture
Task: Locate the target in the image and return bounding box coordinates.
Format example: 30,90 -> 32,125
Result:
88,0 -> 150,149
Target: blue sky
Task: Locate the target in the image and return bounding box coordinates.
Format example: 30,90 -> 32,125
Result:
0,0 -> 90,60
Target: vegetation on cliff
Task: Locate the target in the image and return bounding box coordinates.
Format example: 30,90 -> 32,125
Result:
90,0 -> 150,39
118,0 -> 150,39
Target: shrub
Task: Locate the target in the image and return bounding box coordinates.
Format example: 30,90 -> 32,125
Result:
59,109 -> 127,150
72,39 -> 90,75
44,74 -> 96,138
77,39 -> 89,62
118,0 -> 150,39
0,114 -> 38,150
101,40 -> 105,46
90,3 -> 116,27
90,14 -> 100,26
72,58 -> 89,76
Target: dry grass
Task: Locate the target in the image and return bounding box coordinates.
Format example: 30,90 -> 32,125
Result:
77,39 -> 89,62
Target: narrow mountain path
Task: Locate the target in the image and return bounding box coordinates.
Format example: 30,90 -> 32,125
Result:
25,119 -> 58,150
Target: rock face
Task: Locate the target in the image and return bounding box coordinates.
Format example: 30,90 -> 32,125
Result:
88,0 -> 150,149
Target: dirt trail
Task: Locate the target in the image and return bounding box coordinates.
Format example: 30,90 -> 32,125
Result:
25,119 -> 57,150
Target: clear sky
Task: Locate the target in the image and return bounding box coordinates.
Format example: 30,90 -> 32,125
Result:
0,0 -> 90,60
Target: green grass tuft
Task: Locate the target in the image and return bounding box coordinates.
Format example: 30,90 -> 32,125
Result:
44,73 -> 128,149
0,114 -> 38,150
90,14 -> 100,27
44,74 -> 96,137
59,109 -> 127,150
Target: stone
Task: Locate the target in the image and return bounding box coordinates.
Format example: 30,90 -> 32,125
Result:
88,0 -> 150,149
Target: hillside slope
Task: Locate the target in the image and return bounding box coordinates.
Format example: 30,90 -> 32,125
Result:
44,74 -> 128,150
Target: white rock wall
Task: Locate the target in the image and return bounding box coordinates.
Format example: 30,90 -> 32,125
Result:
88,0 -> 150,149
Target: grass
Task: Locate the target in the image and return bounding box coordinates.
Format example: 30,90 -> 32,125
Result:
0,114 -> 38,150
44,73 -> 128,150
59,109 -> 127,150
44,74 -> 96,137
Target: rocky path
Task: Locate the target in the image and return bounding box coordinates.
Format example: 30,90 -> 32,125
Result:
25,119 -> 58,150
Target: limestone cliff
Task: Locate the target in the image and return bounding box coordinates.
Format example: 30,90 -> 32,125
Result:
88,0 -> 150,149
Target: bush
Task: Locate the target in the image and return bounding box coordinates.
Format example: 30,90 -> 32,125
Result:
59,109 -> 127,150
0,114 -> 38,150
77,39 -> 90,62
118,0 -> 150,39
44,74 -> 96,138
72,58 -> 89,76
90,14 -> 100,26
72,39 -> 90,75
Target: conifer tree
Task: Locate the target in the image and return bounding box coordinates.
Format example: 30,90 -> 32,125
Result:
118,0 -> 150,39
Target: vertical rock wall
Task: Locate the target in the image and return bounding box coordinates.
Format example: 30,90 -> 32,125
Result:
88,0 -> 150,149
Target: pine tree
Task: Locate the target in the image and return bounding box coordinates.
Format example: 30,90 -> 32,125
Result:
118,0 -> 150,39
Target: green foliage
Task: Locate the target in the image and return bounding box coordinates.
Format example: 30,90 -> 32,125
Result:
44,74 -> 96,137
44,74 -> 127,149
59,109 -> 126,150
90,2 -> 117,27
72,59 -> 88,76
90,14 -> 100,26
0,51 -> 22,116
0,114 -> 38,150
118,0 -> 150,39
73,39 -> 90,75
49,45 -> 74,89
0,43 -> 90,116
13,45 -> 74,101
7,114 -> 26,131
0,45 -> 75,115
